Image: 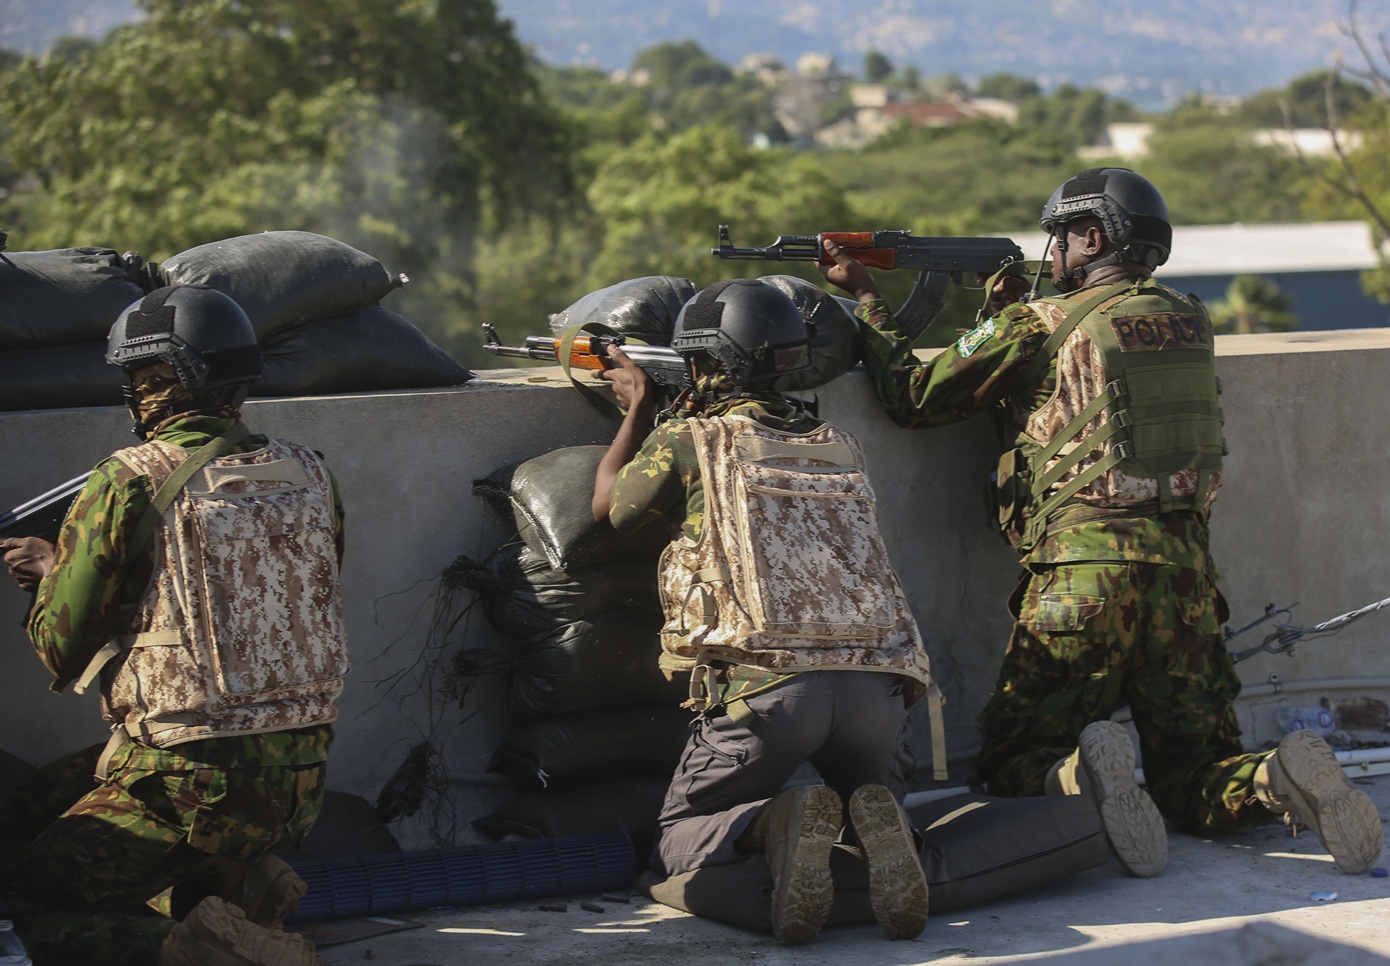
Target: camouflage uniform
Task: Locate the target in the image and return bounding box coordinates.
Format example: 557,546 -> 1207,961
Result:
858,290 -> 1272,836
0,412 -> 344,966
610,385 -> 923,875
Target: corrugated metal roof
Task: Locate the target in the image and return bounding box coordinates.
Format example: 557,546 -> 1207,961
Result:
1004,221 -> 1381,277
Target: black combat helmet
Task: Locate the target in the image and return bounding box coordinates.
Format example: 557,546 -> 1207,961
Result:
1040,167 -> 1172,272
672,278 -> 813,388
107,285 -> 262,435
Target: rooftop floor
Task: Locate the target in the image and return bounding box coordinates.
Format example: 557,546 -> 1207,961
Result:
309,772 -> 1390,966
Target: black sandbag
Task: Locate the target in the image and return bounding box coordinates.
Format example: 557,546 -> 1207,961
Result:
0,248 -> 146,349
488,704 -> 692,788
452,543 -> 661,638
256,304 -> 473,396
278,790 -> 401,861
0,341 -> 123,411
547,275 -> 696,345
160,231 -> 405,340
758,274 -> 863,393
474,446 -> 671,570
471,776 -> 669,861
641,792 -> 1110,928
506,612 -> 687,721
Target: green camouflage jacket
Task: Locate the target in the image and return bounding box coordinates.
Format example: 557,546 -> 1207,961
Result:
857,296 -> 1214,573
26,412 -> 343,765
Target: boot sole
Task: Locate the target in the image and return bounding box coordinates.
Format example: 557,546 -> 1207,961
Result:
769,786 -> 840,945
1274,732 -> 1384,874
1079,721 -> 1168,878
849,784 -> 928,940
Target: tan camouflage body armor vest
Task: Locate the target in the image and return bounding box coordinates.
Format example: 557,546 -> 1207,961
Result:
657,414 -> 934,696
992,277 -> 1225,552
86,435 -> 349,746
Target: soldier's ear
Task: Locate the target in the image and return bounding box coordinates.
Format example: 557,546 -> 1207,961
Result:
1081,223 -> 1108,256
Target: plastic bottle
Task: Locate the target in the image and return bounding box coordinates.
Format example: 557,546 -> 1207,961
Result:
1277,706 -> 1336,737
0,920 -> 32,966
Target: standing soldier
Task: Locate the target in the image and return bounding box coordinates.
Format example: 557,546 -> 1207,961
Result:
0,285 -> 350,966
820,167 -> 1383,878
592,279 -> 940,945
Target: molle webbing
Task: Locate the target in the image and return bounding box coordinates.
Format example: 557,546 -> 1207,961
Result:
1011,279 -> 1224,549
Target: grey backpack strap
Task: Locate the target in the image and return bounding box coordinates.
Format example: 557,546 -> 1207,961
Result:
127,422 -> 253,559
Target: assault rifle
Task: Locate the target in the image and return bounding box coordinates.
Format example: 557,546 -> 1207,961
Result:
712,225 -> 1026,342
481,322 -> 692,392
0,473 -> 90,543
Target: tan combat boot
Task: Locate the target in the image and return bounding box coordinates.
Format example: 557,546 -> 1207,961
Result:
741,785 -> 842,945
847,783 -> 929,941
160,897 -> 323,966
204,854 -> 308,930
1045,720 -> 1168,877
1254,730 -> 1384,874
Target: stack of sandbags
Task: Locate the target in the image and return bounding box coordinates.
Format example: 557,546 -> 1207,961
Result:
545,273 -> 862,393
0,247 -> 149,409
0,231 -> 472,411
159,231 -> 472,396
461,445 -> 687,854
546,272 -> 862,395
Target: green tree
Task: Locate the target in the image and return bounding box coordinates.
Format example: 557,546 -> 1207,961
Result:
632,40 -> 732,104
1142,102 -> 1317,224
863,50 -> 893,84
1239,70 -> 1374,128
1209,275 -> 1298,334
622,41 -> 783,144
976,73 -> 1041,102
585,123 -> 862,289
45,35 -> 97,64
0,0 -> 574,332
1292,13 -> 1390,305
1016,84 -> 1111,150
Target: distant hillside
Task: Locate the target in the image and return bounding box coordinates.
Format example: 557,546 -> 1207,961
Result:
496,0 -> 1388,108
6,0 -> 1389,109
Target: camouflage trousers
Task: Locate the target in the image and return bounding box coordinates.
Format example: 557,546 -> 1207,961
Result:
0,737 -> 326,966
976,561 -> 1273,836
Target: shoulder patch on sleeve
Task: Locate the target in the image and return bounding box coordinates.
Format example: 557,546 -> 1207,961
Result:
956,318 -> 996,358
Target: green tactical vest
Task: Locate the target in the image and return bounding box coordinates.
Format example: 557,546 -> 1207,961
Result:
990,277 -> 1225,553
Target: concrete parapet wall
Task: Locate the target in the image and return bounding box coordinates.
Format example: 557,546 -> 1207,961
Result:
2,329 -> 1387,847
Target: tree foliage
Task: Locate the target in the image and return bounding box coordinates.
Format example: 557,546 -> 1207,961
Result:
1209,275 -> 1298,334
625,41 -> 785,144
1,7 -> 1381,369
863,50 -> 893,84
976,72 -> 1041,102
1141,101 -> 1317,224
586,123 -> 861,288
1238,70 -> 1375,128
0,0 -> 579,364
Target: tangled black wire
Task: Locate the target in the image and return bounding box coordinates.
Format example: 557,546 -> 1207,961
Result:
1225,595 -> 1390,663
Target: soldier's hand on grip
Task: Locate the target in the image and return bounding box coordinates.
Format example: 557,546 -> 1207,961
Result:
0,536 -> 55,593
596,344 -> 658,411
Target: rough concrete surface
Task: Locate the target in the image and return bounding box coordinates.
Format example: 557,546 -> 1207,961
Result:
316,773 -> 1390,966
